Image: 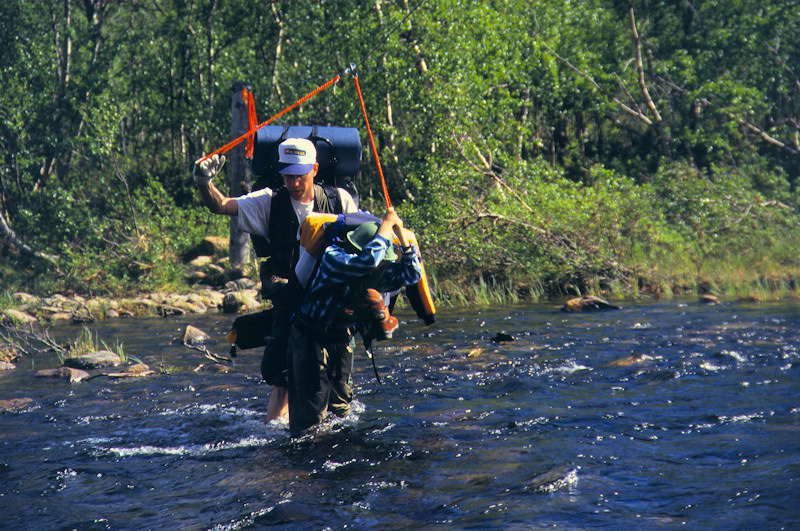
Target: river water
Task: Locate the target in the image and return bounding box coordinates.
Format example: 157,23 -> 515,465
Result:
1,299 -> 799,529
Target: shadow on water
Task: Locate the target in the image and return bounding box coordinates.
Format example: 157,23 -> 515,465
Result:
2,299 -> 800,529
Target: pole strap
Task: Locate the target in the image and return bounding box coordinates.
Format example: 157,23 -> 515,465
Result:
196,74 -> 342,165
353,74 -> 392,209
243,87 -> 257,160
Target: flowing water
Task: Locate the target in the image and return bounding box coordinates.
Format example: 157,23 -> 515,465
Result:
1,299 -> 799,529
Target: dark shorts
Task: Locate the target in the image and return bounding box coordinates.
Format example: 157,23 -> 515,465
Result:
287,319 -> 354,437
260,306 -> 291,387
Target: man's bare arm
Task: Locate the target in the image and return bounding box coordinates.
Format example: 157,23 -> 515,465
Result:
197,182 -> 238,215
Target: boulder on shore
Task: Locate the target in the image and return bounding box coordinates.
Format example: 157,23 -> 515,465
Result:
182,236 -> 229,262
2,309 -> 38,326
221,290 -> 261,314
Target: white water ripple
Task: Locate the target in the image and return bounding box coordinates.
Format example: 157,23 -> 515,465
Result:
101,434 -> 277,458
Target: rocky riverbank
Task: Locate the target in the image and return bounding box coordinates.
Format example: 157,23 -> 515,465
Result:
1,236 -> 265,327
0,236 -> 266,383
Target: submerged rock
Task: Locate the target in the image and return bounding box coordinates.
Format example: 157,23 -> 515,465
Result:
561,296 -> 620,312
36,367 -> 90,382
605,354 -> 650,368
0,397 -> 36,412
467,347 -> 485,357
491,332 -> 516,343
523,466 -> 579,493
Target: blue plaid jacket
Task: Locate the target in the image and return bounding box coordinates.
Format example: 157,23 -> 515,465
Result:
297,234 -> 422,327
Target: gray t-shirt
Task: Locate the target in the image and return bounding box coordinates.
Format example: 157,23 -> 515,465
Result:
235,187 -> 357,241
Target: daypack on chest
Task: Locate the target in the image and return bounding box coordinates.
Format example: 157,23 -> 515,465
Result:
296,213 -> 436,326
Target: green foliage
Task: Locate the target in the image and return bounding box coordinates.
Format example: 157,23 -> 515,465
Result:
652,162 -> 800,279
1,0 -> 799,300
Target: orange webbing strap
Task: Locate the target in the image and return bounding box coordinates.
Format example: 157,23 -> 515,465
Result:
244,87 -> 257,160
353,74 -> 392,209
196,74 -> 342,165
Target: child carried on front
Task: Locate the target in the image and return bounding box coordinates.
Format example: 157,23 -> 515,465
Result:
287,207 -> 421,437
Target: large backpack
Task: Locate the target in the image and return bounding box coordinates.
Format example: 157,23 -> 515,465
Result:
248,125 -> 361,261
251,125 -> 361,203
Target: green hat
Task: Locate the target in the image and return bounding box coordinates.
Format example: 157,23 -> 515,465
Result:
345,222 -> 397,261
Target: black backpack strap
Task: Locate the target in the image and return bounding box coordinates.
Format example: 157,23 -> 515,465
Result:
314,183 -> 343,215
264,185 -> 343,278
265,188 -> 299,278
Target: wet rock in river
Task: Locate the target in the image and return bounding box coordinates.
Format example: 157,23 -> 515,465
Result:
108,363 -> 156,378
699,293 -> 721,304
183,325 -> 212,346
194,363 -> 231,373
36,367 -> 90,382
0,361 -> 16,371
561,296 -> 620,312
64,350 -> 122,370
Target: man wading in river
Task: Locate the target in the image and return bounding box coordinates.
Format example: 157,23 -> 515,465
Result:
193,138 -> 357,421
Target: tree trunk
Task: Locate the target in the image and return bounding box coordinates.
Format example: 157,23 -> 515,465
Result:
229,82 -> 252,268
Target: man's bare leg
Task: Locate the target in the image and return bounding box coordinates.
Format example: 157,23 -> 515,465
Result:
267,385 -> 289,421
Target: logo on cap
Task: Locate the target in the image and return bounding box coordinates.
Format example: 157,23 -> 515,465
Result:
276,138 -> 317,175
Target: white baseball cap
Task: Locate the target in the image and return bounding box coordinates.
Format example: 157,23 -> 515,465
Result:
276,138 -> 317,175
